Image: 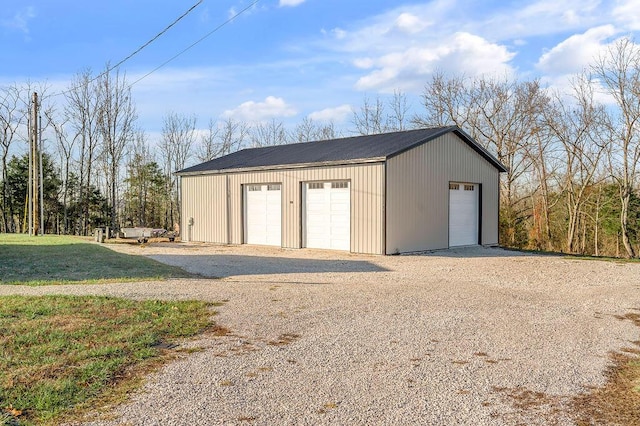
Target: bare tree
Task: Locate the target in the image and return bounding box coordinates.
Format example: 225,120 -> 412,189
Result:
45,107 -> 78,234
197,117 -> 248,162
544,74 -> 609,253
124,130 -> 161,227
316,120 -> 339,141
65,69 -> 102,235
291,117 -> 319,143
0,84 -> 25,232
159,111 -> 196,230
352,95 -> 388,135
414,72 -> 471,129
592,37 -> 640,257
250,119 -> 288,147
525,122 -> 560,251
290,117 -> 341,142
97,67 -> 137,234
388,90 -> 411,131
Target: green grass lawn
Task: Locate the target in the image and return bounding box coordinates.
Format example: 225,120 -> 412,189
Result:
0,295 -> 214,425
0,234 -> 216,425
0,234 -> 192,285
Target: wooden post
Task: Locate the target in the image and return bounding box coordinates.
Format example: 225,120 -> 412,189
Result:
39,114 -> 44,235
31,92 -> 39,235
27,114 -> 32,236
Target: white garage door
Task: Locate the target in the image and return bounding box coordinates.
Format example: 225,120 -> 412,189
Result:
244,184 -> 281,246
304,181 -> 350,251
449,182 -> 479,247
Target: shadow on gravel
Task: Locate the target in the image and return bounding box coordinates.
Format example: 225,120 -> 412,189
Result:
416,245 -> 640,262
149,254 -> 389,278
402,246 -> 530,258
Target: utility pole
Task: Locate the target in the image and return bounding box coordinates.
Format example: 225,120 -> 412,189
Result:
30,92 -> 39,235
27,114 -> 32,236
39,114 -> 44,236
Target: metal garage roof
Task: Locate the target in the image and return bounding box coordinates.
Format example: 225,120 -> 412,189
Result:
177,126 -> 507,175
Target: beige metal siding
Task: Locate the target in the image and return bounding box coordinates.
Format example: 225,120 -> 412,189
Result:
386,133 -> 500,253
182,163 -> 385,254
180,175 -> 228,243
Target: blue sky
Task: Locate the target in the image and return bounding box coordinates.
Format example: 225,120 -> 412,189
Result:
2,0 -> 639,143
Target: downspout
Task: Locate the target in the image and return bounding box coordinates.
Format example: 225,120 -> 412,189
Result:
226,174 -> 231,244
383,161 -> 387,255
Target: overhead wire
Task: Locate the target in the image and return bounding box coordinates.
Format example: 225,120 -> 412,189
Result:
52,0 -> 262,98
109,0 -> 204,73
53,0 -> 204,97
127,0 -> 262,88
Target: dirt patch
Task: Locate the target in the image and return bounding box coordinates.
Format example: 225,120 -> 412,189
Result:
571,311 -> 640,426
267,333 -> 301,346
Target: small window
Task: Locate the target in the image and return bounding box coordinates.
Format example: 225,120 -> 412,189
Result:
247,185 -> 262,191
449,183 -> 460,190
267,184 -> 281,191
308,182 -> 324,190
464,185 -> 475,191
331,181 -> 349,189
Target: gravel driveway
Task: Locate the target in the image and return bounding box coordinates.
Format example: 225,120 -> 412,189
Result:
3,243 -> 639,425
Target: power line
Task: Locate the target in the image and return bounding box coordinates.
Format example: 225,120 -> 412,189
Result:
128,0 -> 262,88
110,0 -> 204,72
53,0 -> 203,97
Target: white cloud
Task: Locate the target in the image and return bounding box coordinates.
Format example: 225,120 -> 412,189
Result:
199,7 -> 210,23
222,96 -> 297,122
536,25 -> 618,74
355,32 -> 516,92
353,57 -> 375,69
332,28 -> 347,39
613,0 -> 640,30
485,0 -> 602,39
1,6 -> 36,34
310,2 -> 520,92
279,0 -> 306,7
392,12 -> 429,34
512,0 -> 593,27
540,73 -> 619,107
535,27 -> 640,106
308,104 -> 352,122
307,0 -> 640,96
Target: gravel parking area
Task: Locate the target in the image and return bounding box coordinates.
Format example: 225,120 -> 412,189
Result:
3,243 -> 639,425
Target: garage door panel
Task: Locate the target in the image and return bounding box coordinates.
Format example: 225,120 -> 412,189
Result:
449,183 -> 478,247
245,184 -> 281,246
305,182 -> 350,251
330,201 -> 349,211
307,203 -> 325,212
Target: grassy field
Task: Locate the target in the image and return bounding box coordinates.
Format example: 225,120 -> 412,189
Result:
0,234 -> 192,285
0,234 -> 215,425
0,295 -> 213,425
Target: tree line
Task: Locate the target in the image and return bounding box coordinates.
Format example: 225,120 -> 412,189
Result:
1,37 -> 640,257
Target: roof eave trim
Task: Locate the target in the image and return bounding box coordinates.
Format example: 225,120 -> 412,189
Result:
176,157 -> 386,176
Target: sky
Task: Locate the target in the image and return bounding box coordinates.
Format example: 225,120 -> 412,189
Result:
1,0 -> 639,150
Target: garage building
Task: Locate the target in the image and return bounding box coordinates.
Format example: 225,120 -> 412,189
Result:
177,126 -> 506,254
